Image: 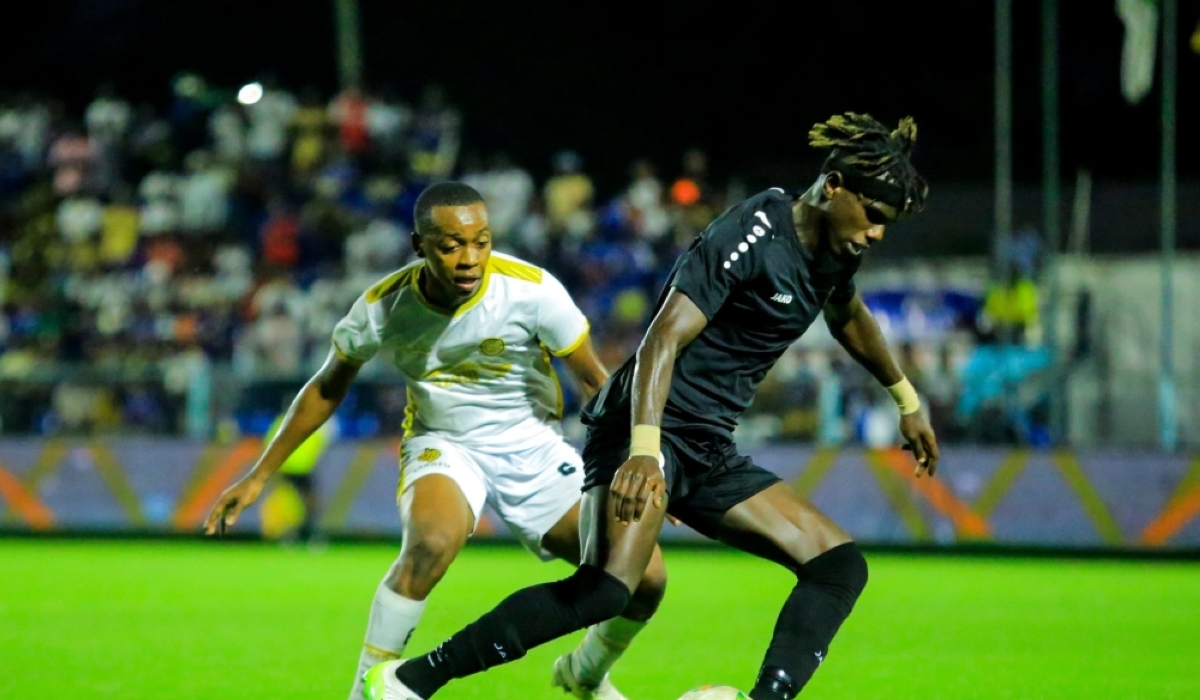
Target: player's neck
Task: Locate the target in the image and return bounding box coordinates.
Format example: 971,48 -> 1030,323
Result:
418,267 -> 464,311
791,199 -> 823,255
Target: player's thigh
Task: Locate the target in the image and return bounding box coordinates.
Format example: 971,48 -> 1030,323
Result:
397,437 -> 488,556
540,500 -> 582,565
486,434 -> 584,561
579,486 -> 666,592
712,481 -> 852,569
400,476 -> 474,549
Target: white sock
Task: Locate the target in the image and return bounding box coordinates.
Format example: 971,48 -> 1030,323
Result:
570,616 -> 648,685
347,583 -> 427,700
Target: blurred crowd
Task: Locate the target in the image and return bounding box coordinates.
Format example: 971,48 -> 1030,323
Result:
0,75 -> 1050,445
0,74 -> 754,437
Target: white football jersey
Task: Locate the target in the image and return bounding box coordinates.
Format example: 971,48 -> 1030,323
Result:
331,252 -> 590,449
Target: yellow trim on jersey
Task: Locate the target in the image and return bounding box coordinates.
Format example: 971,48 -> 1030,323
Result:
396,433 -> 408,498
409,262 -> 492,318
489,255 -> 543,284
549,322 -> 591,357
541,344 -> 565,418
402,386 -> 417,438
366,265 -> 420,303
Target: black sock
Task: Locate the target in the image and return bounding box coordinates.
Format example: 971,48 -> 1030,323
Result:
397,565 -> 630,698
750,542 -> 869,700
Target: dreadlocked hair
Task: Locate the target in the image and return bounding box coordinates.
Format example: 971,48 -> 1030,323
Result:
808,112 -> 929,213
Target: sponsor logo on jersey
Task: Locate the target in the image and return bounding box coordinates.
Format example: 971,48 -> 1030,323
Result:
425,361 -> 513,387
417,448 -> 441,463
479,338 -> 506,356
770,293 -> 793,304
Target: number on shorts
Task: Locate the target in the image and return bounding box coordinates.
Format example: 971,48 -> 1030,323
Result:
557,462 -> 577,476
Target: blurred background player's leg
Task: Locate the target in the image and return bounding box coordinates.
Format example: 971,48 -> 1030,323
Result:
281,472 -> 317,543
267,406 -> 335,544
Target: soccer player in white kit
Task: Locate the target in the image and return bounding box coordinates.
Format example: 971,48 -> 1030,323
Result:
204,182 -> 667,700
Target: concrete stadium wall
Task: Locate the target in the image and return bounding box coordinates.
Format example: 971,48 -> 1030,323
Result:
1,439 -> 1197,550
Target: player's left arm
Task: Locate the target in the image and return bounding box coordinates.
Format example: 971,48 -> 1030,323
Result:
823,291 -> 940,476
537,270 -> 607,400
558,334 -> 608,401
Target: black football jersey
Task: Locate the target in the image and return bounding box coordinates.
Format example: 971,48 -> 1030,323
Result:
582,188 -> 860,438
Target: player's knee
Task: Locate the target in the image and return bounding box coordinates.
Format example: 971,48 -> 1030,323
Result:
801,542 -> 868,607
561,564 -> 632,627
626,557 -> 667,620
395,529 -> 462,596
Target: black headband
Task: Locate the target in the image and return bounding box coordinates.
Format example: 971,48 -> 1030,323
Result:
823,158 -> 909,211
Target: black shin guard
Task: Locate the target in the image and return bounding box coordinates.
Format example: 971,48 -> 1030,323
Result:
750,542 -> 869,700
398,565 -> 630,698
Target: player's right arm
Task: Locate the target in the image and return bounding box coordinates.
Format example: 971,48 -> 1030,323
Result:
203,350 -> 361,535
613,202 -> 769,524
628,289 -> 708,432
610,289 -> 710,524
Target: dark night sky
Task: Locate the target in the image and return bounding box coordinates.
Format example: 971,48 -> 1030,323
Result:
3,0 -> 1197,196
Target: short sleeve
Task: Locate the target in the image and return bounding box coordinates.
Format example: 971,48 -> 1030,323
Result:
538,271 -> 590,357
669,211 -> 767,320
330,295 -> 381,364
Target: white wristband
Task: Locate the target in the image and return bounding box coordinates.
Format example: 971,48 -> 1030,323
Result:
885,377 -> 922,415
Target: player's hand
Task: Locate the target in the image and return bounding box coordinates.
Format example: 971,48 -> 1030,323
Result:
899,411 -> 940,477
610,456 -> 667,525
203,475 -> 266,535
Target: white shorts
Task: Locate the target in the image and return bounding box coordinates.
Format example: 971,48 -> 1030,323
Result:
398,432 -> 584,560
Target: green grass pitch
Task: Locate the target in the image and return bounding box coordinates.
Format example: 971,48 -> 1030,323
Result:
1,540 -> 1197,699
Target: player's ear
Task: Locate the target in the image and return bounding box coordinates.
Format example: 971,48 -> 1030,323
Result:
411,231 -> 425,258
822,171 -> 843,200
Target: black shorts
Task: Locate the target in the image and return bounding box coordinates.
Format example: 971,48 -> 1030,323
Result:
282,472 -> 314,495
581,423 -> 780,539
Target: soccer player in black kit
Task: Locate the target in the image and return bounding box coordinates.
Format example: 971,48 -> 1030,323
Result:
365,113 -> 941,700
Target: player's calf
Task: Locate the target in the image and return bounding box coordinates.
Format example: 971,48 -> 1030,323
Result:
624,544 -> 667,620
349,534 -> 465,700
561,565 -> 636,633
558,546 -> 667,693
751,542 -> 869,700
396,564 -> 631,698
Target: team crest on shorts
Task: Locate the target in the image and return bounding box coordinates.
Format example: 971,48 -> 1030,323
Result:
479,338 -> 505,356
417,448 -> 441,463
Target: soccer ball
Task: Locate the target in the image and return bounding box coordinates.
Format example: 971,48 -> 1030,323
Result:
677,685 -> 749,700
